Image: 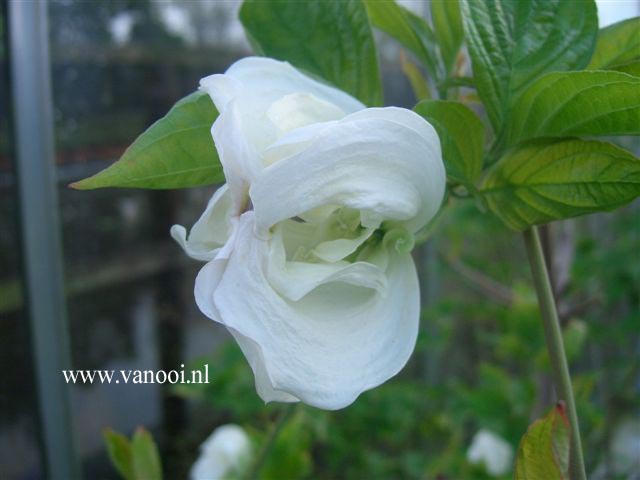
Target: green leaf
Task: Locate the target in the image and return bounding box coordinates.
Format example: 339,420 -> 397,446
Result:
431,0 -> 463,75
103,428 -> 134,480
515,403 -> 570,480
401,54 -> 431,101
131,427 -> 162,480
611,61 -> 640,77
460,0 -> 598,130
414,100 -> 484,184
365,0 -> 440,79
240,0 -> 382,106
71,92 -> 222,190
588,17 -> 640,69
481,139 -> 640,230
507,71 -> 640,145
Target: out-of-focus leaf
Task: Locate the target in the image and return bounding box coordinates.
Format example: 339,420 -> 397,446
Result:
460,0 -> 597,130
240,0 -> 382,106
588,17 -> 640,69
414,100 -> 484,184
507,71 -> 640,145
515,403 -> 570,480
431,0 -> 463,75
103,428 -> 134,480
401,53 -> 431,101
481,139 -> 640,230
365,0 -> 440,79
131,427 -> 162,480
71,92 -> 222,190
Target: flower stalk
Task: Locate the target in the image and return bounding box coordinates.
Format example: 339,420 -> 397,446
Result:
523,226 -> 586,480
242,404 -> 296,480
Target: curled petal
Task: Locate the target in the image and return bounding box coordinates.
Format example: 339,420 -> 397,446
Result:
199,57 -> 364,118
171,185 -> 233,261
251,107 -> 445,234
199,58 -> 365,211
199,213 -> 420,410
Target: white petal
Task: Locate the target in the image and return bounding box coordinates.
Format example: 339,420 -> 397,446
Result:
251,107 -> 445,235
200,57 -> 364,117
267,224 -> 387,301
210,213 -> 420,410
170,185 -> 232,261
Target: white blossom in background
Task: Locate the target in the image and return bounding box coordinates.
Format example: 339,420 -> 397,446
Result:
172,57 -> 445,410
466,429 -> 514,476
190,424 -> 252,480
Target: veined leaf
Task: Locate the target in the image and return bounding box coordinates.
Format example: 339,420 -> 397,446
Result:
482,139 -> 640,230
507,71 -> 640,145
240,0 -> 383,106
131,427 -> 162,480
414,100 -> 484,184
365,0 -> 441,80
71,92 -> 222,190
588,17 -> 640,69
515,403 -> 570,480
103,429 -> 134,480
431,0 -> 463,75
460,0 -> 597,130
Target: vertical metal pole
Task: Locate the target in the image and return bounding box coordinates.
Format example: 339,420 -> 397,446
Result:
8,1 -> 79,478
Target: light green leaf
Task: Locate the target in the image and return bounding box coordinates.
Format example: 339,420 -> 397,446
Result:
71,92 -> 222,190
515,403 -> 570,480
103,428 -> 134,480
240,0 -> 383,106
431,0 -> 463,75
588,17 -> 640,69
414,100 -> 484,184
507,71 -> 640,145
460,0 -> 598,130
131,427 -> 162,480
365,0 -> 440,79
481,139 -> 640,230
401,54 -> 431,101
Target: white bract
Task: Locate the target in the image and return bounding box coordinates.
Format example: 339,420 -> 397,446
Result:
190,424 -> 252,480
172,57 -> 445,410
466,429 -> 514,477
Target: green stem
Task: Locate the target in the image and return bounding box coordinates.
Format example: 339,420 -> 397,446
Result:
523,227 -> 586,480
242,404 -> 296,480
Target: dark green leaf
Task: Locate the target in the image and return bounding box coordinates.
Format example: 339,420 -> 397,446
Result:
103,428 -> 134,480
460,0 -> 598,130
611,61 -> 640,77
365,0 -> 440,79
588,17 -> 640,69
131,427 -> 162,480
515,403 -> 570,480
71,92 -> 222,190
482,139 -> 640,230
431,0 -> 463,74
414,100 -> 484,184
240,0 -> 382,106
507,71 -> 640,144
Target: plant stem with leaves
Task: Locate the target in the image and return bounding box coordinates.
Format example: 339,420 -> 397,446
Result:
523,226 -> 586,480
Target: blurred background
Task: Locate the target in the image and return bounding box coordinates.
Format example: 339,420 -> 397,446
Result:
0,1 -> 638,479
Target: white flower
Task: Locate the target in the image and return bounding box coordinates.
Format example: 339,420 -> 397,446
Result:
190,424 -> 252,480
172,57 -> 445,410
467,429 -> 514,476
